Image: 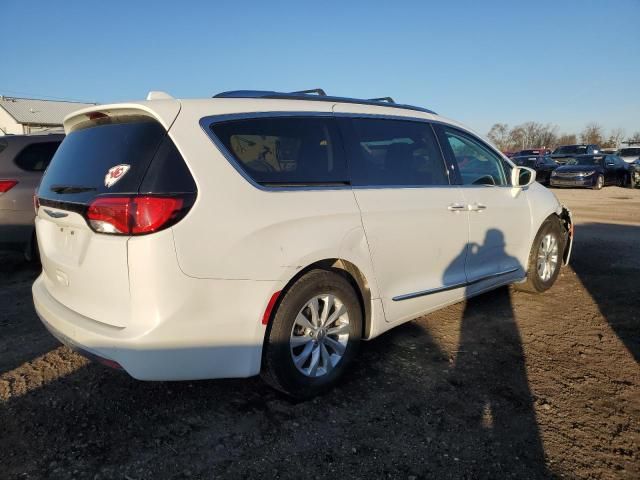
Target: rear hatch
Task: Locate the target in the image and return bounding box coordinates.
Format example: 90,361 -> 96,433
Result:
35,106 -> 196,328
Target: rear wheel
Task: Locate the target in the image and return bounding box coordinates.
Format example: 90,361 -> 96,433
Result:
593,174 -> 604,190
261,269 -> 362,399
515,217 -> 564,294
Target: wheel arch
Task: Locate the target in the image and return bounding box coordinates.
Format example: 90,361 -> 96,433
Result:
263,258 -> 374,345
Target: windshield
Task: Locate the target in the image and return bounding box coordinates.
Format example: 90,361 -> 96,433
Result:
554,145 -> 587,155
619,148 -> 640,156
513,158 -> 537,167
565,156 -> 602,166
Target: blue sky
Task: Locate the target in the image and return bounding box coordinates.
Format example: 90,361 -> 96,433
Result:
2,0 -> 639,136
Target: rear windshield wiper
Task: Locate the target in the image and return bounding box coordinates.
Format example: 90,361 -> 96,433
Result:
50,185 -> 97,194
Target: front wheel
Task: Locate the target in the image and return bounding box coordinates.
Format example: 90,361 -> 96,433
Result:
515,217 -> 565,294
593,174 -> 604,190
261,269 -> 362,399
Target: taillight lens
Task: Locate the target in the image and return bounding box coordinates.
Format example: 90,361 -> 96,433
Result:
86,195 -> 189,235
0,180 -> 18,193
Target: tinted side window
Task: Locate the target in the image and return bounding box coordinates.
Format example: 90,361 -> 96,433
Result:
14,141 -> 61,171
346,118 -> 448,186
210,117 -> 347,186
441,127 -> 508,186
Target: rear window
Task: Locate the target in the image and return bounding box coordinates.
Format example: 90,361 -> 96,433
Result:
14,141 -> 61,171
39,117 -> 168,203
209,117 -> 348,186
619,148 -> 640,156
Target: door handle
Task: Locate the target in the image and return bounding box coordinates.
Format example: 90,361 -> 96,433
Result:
468,203 -> 487,212
447,203 -> 467,212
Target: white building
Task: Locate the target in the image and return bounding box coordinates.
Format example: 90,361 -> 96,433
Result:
0,96 -> 96,135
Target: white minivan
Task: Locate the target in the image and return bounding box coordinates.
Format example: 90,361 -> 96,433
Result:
32,90 -> 573,398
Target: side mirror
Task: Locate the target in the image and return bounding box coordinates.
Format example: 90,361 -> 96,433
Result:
511,166 -> 536,187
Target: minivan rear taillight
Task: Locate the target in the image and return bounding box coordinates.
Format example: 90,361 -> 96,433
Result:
0,180 -> 18,193
86,195 -> 192,235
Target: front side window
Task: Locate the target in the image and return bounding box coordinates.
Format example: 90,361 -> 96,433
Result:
14,141 -> 61,171
441,128 -> 508,186
210,117 -> 347,186
346,118 -> 448,186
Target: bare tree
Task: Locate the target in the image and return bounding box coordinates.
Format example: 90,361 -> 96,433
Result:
610,128 -> 626,148
509,125 -> 527,150
556,133 -> 577,146
627,131 -> 640,144
487,123 -> 511,151
580,123 -> 605,145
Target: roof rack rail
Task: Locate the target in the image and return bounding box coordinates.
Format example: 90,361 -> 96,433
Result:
212,90 -> 436,115
368,97 -> 395,103
290,88 -> 327,96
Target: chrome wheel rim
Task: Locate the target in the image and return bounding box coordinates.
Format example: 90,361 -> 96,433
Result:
290,294 -> 350,378
536,233 -> 559,282
597,176 -> 603,189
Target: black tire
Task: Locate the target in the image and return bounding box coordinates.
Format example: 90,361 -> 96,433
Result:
631,174 -> 638,189
24,230 -> 40,264
515,217 -> 565,294
593,174 -> 604,190
261,269 -> 362,399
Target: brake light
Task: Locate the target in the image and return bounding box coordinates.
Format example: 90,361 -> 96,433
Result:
86,195 -> 188,235
0,180 -> 18,193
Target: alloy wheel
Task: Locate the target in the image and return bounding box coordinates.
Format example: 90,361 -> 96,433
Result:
289,294 -> 350,378
536,233 -> 559,282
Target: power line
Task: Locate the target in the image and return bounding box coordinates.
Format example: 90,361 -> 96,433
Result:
0,88 -> 96,104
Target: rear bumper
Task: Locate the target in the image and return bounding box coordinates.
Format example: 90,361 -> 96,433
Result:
33,273 -> 281,380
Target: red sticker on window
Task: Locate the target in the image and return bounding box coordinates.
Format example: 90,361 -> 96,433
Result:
104,164 -> 131,188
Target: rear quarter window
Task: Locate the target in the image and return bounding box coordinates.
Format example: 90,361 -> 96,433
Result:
209,117 -> 348,186
14,141 -> 61,172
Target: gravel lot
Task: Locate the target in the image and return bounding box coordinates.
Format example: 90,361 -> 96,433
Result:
1,186 -> 638,479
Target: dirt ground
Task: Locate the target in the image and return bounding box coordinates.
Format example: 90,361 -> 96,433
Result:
0,186 -> 638,479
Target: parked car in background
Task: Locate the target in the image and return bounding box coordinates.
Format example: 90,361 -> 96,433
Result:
32,89 -> 573,398
0,133 -> 64,258
617,146 -> 640,164
551,144 -> 600,164
600,147 -> 618,154
629,159 -> 640,188
511,153 -> 558,185
550,154 -> 629,190
514,148 -> 551,156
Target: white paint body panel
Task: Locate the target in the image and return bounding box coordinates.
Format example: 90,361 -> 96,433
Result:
32,96 -> 568,381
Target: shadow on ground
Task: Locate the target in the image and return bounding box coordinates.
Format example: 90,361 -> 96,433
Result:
570,223 -> 640,362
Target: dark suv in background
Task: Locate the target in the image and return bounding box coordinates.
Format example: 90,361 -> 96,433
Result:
0,133 -> 64,258
551,144 -> 600,164
511,152 -> 558,185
